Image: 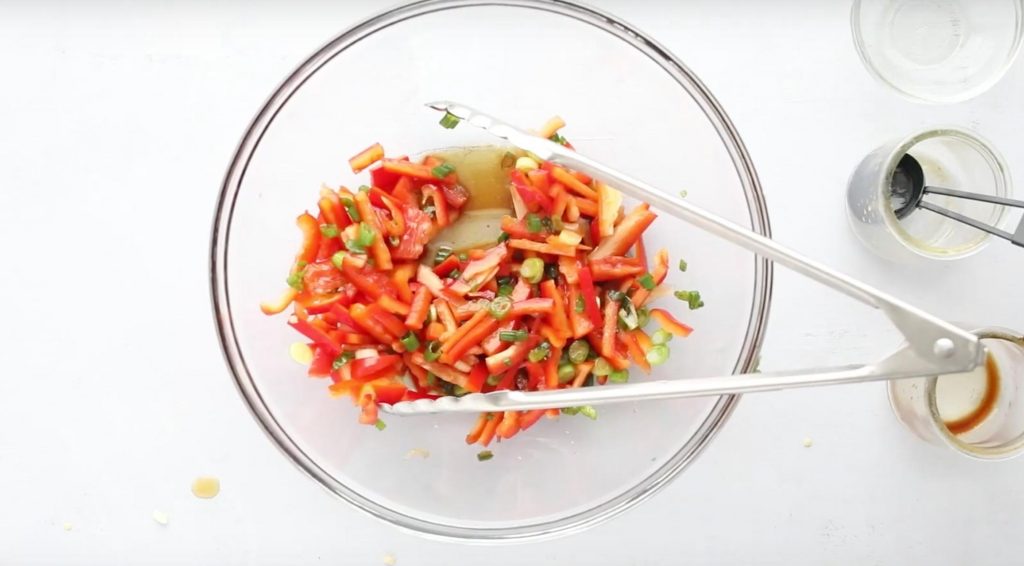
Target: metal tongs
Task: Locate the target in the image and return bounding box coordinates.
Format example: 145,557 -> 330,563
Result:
380,101 -> 982,416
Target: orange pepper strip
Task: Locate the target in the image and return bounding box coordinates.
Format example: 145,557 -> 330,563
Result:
353,191 -> 393,270
620,332 -> 650,373
424,321 -> 445,341
540,324 -> 566,349
478,412 -> 504,447
380,158 -> 435,181
574,196 -> 599,217
508,238 -> 577,257
260,288 -> 298,315
496,410 -> 521,439
508,298 -> 554,318
634,234 -> 649,272
434,300 -> 458,338
565,197 -> 580,222
295,212 -> 322,265
551,167 -> 598,200
519,409 -> 546,431
566,286 -> 595,339
441,308 -> 489,361
446,318 -> 500,365
571,360 -> 595,388
633,329 -> 653,352
366,304 -> 407,340
589,205 -> 657,260
540,280 -> 571,341
551,184 -> 569,218
650,308 -> 694,337
544,350 -> 561,389
601,297 -> 620,361
631,248 -> 669,306
404,286 -> 431,330
348,142 -> 384,173
558,255 -> 580,285
376,294 -> 410,317
390,262 -> 416,303
465,413 -> 489,444
349,303 -> 396,345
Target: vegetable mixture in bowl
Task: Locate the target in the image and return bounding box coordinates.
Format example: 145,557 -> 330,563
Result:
261,116 -> 702,447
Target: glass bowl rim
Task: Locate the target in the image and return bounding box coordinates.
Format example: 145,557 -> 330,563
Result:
210,0 -> 773,543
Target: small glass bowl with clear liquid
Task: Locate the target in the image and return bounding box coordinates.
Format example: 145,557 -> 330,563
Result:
889,327 -> 1024,460
847,127 -> 1013,261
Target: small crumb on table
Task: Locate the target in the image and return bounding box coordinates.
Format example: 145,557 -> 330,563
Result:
152,510 -> 169,525
383,552 -> 397,565
802,437 -> 813,448
191,476 -> 221,499
62,522 -> 73,531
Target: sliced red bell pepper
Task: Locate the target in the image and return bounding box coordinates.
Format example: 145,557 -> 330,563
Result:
441,184 -> 469,208
508,298 -> 554,318
433,254 -> 461,277
299,292 -> 347,315
288,315 -> 341,355
365,303 -> 407,340
551,167 -> 598,201
421,183 -> 450,227
600,296 -> 620,360
349,142 -> 384,173
318,190 -> 349,229
577,267 -> 604,328
540,280 -> 571,340
620,331 -> 650,373
484,337 -> 536,375
404,285 -> 431,330
566,285 -> 595,339
496,410 -> 521,439
589,205 -> 657,260
376,294 -> 410,317
544,352 -> 560,389
478,412 -> 503,447
389,262 -> 417,303
466,363 -> 488,393
519,409 -> 546,431
341,261 -> 394,300
526,168 -> 551,195
390,175 -> 418,206
348,304 -> 397,346
650,308 -> 694,337
500,215 -> 548,242
295,212 -> 322,265
392,205 -> 434,260
588,255 -> 645,281
307,345 -> 334,378
510,170 -> 552,213
353,191 -> 393,270
350,355 -> 403,381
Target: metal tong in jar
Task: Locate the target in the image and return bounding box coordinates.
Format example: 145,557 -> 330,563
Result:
379,101 -> 982,416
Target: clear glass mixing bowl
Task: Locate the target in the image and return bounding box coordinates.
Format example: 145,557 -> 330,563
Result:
211,0 -> 772,542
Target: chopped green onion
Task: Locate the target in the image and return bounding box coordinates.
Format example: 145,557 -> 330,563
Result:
422,204 -> 436,218
453,385 -> 468,396
521,257 -> 544,284
486,374 -> 502,386
374,419 -> 387,431
636,306 -> 650,328
499,330 -> 528,342
575,294 -> 585,313
525,213 -> 543,233
679,190 -> 688,198
609,369 -> 629,383
497,284 -> 514,297
431,162 -> 456,179
497,231 -> 511,243
674,290 -> 705,310
439,111 -> 461,129
448,269 -> 462,280
488,296 -> 513,320
550,132 -> 568,145
285,271 -> 304,291
568,340 -> 590,364
358,185 -> 370,193
331,351 -> 354,370
424,340 -> 443,362
558,363 -> 575,383
618,299 -> 639,330
388,235 -> 400,247
638,273 -> 656,290
652,329 -> 673,345
320,223 -> 339,238
528,342 -> 551,363
607,289 -> 626,303
578,405 -> 598,420
551,216 -> 564,232
426,372 -> 437,387
544,263 -> 559,281
501,151 -> 517,168
561,406 -> 581,415
400,331 -> 420,352
678,259 -> 688,272
477,450 -> 494,462
340,198 -> 361,222
592,357 -> 612,376
295,260 -> 308,269
540,216 -> 554,231
434,246 -> 453,265
457,252 -> 469,262
331,251 -> 347,269
646,344 -> 670,366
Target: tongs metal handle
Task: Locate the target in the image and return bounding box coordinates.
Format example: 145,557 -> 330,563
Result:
381,102 -> 982,416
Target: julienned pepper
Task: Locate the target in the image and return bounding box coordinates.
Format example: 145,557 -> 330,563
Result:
577,267 -> 604,328
295,212 -> 322,265
350,355 -> 403,381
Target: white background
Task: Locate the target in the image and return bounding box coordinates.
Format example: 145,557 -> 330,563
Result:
2,0 -> 1023,564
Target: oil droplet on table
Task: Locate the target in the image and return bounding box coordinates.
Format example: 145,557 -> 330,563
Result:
191,476 -> 221,499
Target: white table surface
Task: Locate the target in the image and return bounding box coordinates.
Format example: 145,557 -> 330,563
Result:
2,1 -> 1023,564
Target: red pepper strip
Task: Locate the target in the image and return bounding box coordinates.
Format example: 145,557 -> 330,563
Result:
376,294 -> 410,317
478,413 -> 503,447
348,142 -> 384,173
634,234 -> 649,272
482,320 -> 516,355
574,197 -> 599,218
434,300 -> 458,338
551,167 -> 599,200
409,352 -> 471,388
380,158 -> 436,181
588,256 -> 646,281
540,281 -> 571,340
571,360 -> 595,388
558,256 -> 580,285
353,191 -> 393,271
336,332 -> 377,345
300,292 -> 346,315
365,378 -> 407,404
577,267 -> 604,328
370,164 -> 401,192
527,168 -> 552,195
350,355 -> 403,381
421,184 -> 450,227
508,298 -> 554,318
433,254 -> 461,277
328,303 -> 359,331
390,175 -> 418,206
404,285 -> 431,330
318,191 -> 349,229
600,297 -> 620,360
448,243 -> 507,296
496,410 -> 521,439
510,170 -> 553,213
544,351 -> 561,389
485,338 -> 536,376
260,288 -> 298,315
465,413 -> 489,444
620,332 -> 650,373
492,361 -> 523,391
565,197 -> 581,222
342,261 -> 384,300
295,212 -> 322,265
566,286 -> 596,339
288,315 -> 341,355
466,363 -> 488,394
526,363 -> 544,389
519,409 -> 546,431
589,205 -> 657,260
551,185 -> 569,218
327,379 -> 361,400
390,262 -> 416,303
511,279 -> 532,302
441,308 -> 489,361
631,248 -> 669,306
508,238 -> 577,257
446,319 -> 500,365
366,304 -> 407,340
307,345 -> 334,378
650,308 -> 694,337
539,324 -> 565,349
500,215 -> 548,242
400,390 -> 438,402
441,184 -> 469,208
348,304 -> 396,345
416,264 -> 447,300
633,329 -> 654,352
376,192 -> 406,237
